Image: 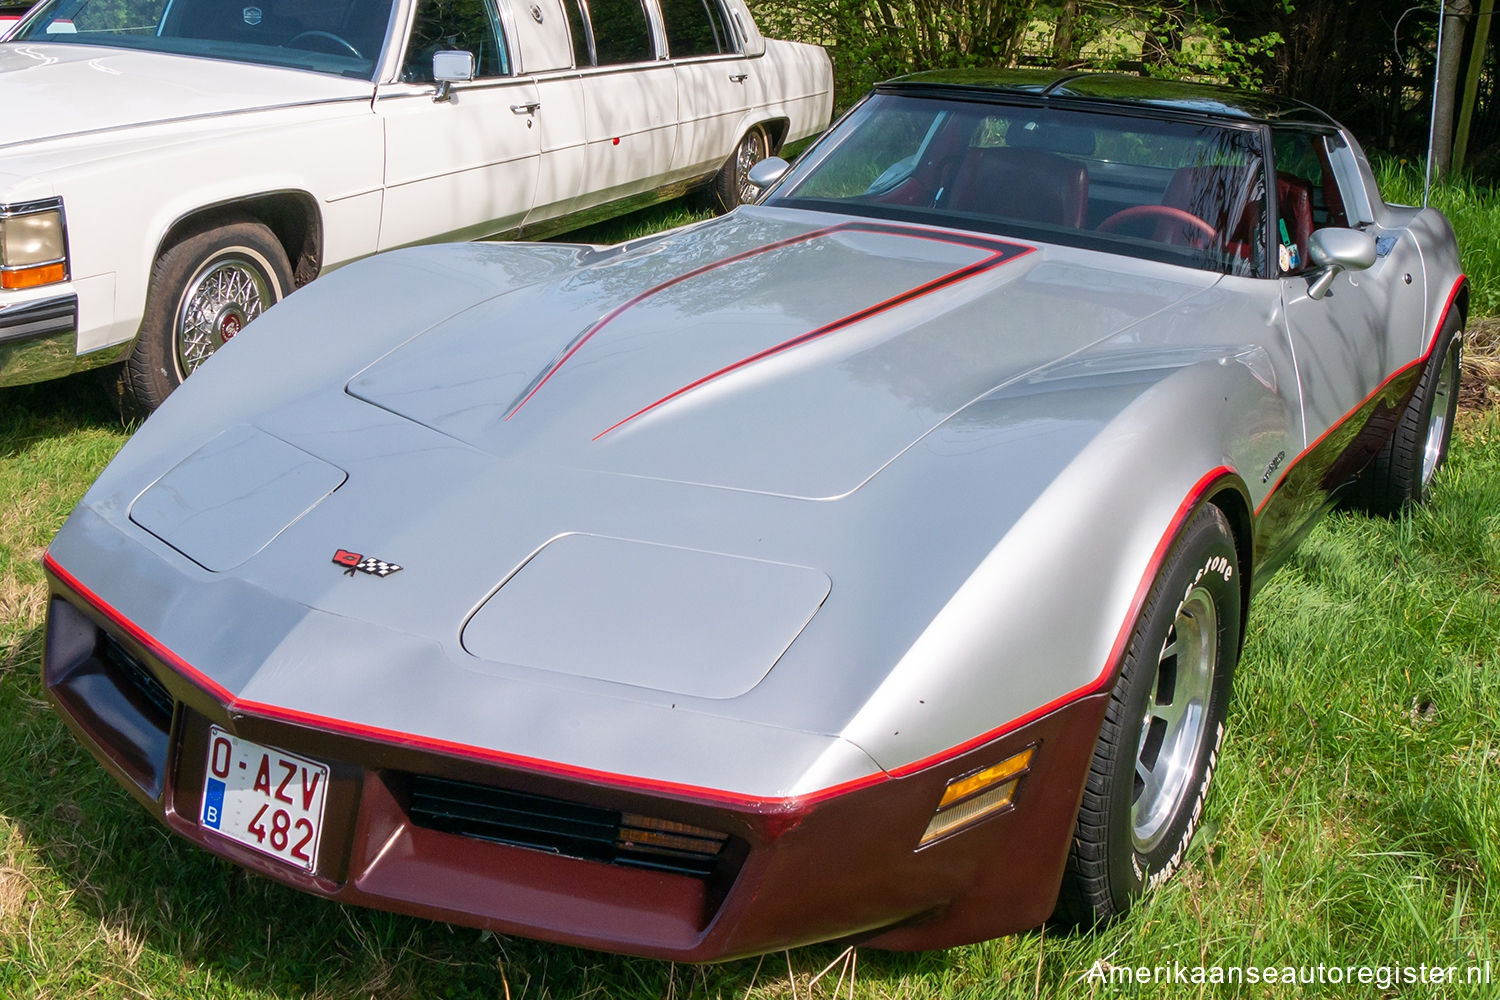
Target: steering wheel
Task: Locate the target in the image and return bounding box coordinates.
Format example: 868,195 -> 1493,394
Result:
1097,205 -> 1218,246
286,30 -> 362,58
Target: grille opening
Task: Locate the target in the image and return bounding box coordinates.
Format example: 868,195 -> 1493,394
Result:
407,775 -> 733,879
99,632 -> 174,722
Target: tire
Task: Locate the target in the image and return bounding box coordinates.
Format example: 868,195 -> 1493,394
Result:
1346,310 -> 1463,515
710,125 -> 770,212
122,218 -> 294,412
1056,503 -> 1241,926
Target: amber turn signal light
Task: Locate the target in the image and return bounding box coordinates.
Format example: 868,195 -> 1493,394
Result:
920,745 -> 1036,846
1,261 -> 67,289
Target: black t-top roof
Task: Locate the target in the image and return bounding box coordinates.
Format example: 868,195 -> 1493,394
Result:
879,69 -> 1337,127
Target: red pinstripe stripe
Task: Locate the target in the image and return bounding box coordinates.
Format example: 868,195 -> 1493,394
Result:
593,244 -> 1034,440
504,222 -> 1030,423
44,464 -> 1232,807
1254,274 -> 1467,515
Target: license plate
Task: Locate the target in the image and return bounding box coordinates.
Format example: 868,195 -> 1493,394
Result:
199,726 -> 329,872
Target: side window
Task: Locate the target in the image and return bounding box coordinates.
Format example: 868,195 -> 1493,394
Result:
586,0 -> 654,65
662,0 -> 734,57
1271,128 -> 1357,274
563,0 -> 595,65
68,0 -> 167,35
402,0 -> 509,82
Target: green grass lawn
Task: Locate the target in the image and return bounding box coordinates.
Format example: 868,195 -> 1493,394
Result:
2,221 -> 1498,997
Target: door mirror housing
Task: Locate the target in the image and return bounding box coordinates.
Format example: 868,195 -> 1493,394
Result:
746,156 -> 790,194
1306,228 -> 1377,300
432,50 -> 476,103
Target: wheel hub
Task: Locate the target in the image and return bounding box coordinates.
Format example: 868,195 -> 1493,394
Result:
1131,586 -> 1217,854
215,305 -> 246,345
176,255 -> 271,375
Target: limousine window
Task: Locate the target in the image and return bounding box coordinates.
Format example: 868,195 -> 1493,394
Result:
588,0 -> 653,64
563,0 -> 594,65
663,0 -> 735,57
401,0 -> 508,81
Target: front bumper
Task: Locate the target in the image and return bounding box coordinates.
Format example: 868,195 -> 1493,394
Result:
43,558 -> 1108,960
0,293 -> 124,386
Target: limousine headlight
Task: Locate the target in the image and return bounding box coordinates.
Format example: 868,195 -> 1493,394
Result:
0,200 -> 69,290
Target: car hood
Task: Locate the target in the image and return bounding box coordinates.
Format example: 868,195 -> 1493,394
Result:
55,209 -> 1262,791
346,212 -> 1220,499
0,43 -> 373,148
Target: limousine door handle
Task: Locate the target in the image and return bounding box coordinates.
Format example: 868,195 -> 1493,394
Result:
728,73 -> 748,83
510,101 -> 542,115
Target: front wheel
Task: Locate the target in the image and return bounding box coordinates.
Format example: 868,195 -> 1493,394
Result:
710,125 -> 770,212
1055,502 -> 1241,925
122,219 -> 294,412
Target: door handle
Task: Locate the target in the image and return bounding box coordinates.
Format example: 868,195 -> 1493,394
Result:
728,73 -> 748,83
510,101 -> 542,114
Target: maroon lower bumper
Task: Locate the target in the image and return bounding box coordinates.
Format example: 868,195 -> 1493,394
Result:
44,572 -> 1108,960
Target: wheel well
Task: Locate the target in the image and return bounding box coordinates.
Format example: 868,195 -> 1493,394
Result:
157,193 -> 322,288
761,118 -> 791,155
1206,485 -> 1254,653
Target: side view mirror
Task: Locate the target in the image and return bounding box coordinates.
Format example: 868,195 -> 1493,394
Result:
432,50 -> 475,103
1306,228 -> 1377,300
746,157 -> 790,195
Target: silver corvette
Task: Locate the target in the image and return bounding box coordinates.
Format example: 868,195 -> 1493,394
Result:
43,70 -> 1465,960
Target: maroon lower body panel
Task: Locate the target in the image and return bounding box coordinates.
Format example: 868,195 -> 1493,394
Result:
44,582 -> 1107,960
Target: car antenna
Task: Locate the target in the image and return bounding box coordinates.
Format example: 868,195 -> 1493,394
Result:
1424,0 -> 1445,208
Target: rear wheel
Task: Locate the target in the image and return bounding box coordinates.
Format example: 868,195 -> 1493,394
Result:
710,125 -> 770,212
1056,503 -> 1240,925
1347,309 -> 1463,515
122,219 -> 293,412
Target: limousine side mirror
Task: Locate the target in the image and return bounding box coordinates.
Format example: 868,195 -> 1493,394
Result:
1306,227 -> 1376,300
432,50 -> 475,103
747,157 -> 791,195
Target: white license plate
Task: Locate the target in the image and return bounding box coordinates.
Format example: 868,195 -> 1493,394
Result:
199,726 -> 329,872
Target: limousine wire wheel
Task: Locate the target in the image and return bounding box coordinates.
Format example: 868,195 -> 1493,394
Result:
123,217 -> 293,412
713,124 -> 770,211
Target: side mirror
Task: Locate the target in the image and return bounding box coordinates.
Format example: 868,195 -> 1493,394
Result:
746,156 -> 790,195
432,50 -> 475,103
1306,228 -> 1377,300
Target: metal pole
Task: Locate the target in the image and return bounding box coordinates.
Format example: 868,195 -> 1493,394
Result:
1426,0 -> 1446,206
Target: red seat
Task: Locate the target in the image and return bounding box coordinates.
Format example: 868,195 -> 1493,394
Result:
1157,165 -> 1260,246
942,147 -> 1089,228
1276,172 -> 1314,271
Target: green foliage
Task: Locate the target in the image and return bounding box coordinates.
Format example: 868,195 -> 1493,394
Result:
751,0 -> 1039,108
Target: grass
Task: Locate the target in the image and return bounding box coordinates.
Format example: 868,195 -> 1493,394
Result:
2,187 -> 1499,996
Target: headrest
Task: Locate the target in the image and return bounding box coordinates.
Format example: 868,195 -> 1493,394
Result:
1007,121 -> 1096,156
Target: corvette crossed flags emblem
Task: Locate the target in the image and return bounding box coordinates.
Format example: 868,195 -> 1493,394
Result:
332,549 -> 403,578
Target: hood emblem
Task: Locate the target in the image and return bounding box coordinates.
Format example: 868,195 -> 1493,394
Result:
333,549 -> 403,578
243,7 -> 262,25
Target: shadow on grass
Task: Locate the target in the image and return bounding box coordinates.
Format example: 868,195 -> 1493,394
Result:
0,368 -> 133,460
2,620 -> 954,998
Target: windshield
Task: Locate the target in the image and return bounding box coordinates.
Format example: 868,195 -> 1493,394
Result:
11,0 -> 396,79
767,93 -> 1269,276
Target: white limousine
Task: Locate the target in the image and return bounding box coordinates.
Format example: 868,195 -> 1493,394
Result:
0,0 -> 831,408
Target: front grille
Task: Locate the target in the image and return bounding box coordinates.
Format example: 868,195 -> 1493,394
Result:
408,776 -> 731,879
99,632 -> 173,721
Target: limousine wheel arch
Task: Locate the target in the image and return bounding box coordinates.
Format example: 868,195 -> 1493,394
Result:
712,124 -> 770,211
123,215 -> 295,412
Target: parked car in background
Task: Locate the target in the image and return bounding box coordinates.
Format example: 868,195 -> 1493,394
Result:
0,3 -> 33,38
0,0 -> 831,408
42,70 -> 1463,959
